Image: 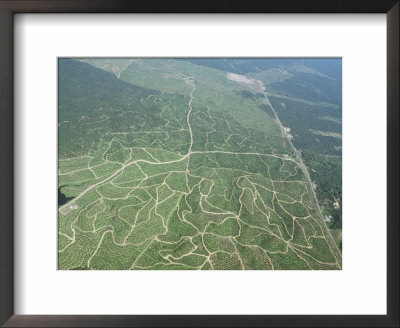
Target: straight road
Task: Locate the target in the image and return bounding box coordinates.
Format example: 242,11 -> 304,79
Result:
257,80 -> 342,261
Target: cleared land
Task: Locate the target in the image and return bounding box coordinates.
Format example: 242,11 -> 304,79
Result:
58,59 -> 342,270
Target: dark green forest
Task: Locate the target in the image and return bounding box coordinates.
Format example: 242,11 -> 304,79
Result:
268,96 -> 342,237
58,59 -> 162,157
269,73 -> 342,105
269,96 -> 341,156
302,151 -> 342,231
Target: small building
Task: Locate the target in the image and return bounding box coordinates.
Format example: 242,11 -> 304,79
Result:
333,196 -> 341,209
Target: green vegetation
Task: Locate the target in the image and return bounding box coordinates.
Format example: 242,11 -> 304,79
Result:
58,58 -> 342,270
200,58 -> 342,249
302,151 -> 342,231
267,92 -> 342,248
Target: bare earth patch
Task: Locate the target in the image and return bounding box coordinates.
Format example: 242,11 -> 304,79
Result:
227,73 -> 264,92
309,129 -> 342,139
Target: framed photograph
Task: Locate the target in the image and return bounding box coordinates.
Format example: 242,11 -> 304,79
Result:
0,0 -> 398,327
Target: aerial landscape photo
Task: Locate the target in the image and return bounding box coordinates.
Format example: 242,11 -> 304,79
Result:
58,58 -> 342,270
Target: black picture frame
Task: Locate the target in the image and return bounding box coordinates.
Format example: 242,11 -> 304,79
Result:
0,1 -> 398,327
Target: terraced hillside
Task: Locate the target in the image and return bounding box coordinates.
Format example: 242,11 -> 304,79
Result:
58,59 -> 341,270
